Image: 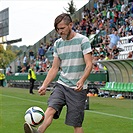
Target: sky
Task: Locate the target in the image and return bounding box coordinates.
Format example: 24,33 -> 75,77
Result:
0,0 -> 89,46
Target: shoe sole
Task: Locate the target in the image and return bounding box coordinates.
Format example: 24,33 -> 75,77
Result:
24,122 -> 33,133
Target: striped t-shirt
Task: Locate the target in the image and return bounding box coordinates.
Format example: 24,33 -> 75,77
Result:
53,33 -> 92,89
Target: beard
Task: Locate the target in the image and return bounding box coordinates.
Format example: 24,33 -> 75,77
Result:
61,29 -> 71,40
61,35 -> 67,40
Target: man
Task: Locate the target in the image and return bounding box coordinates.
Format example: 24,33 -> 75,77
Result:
6,66 -> 12,76
24,13 -> 92,133
28,64 -> 36,94
107,30 -> 122,53
0,70 -> 5,87
23,55 -> 27,67
38,45 -> 45,59
112,45 -> 119,59
17,58 -> 21,72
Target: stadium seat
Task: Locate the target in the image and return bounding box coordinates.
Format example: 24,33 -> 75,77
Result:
113,82 -> 117,91
131,83 -> 133,92
100,82 -> 119,91
109,82 -> 115,91
126,83 -> 131,92
113,82 -> 121,92
122,83 -> 129,92
118,82 -> 124,92
100,82 -> 110,90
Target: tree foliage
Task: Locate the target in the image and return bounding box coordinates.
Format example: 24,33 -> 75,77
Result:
64,0 -> 77,15
0,44 -> 16,68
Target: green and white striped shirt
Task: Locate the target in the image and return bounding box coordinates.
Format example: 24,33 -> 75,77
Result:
53,33 -> 92,89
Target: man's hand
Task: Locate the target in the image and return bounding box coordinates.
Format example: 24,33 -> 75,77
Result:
38,86 -> 47,95
74,80 -> 84,92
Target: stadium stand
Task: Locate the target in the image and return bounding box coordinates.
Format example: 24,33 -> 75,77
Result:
8,0 -> 133,73
5,0 -> 133,98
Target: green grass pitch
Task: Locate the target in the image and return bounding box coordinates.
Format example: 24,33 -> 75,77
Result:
0,87 -> 133,133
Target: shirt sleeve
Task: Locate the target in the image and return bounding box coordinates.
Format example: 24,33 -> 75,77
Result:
81,36 -> 92,55
53,40 -> 59,57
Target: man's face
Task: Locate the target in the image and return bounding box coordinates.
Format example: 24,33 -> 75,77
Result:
114,31 -> 118,35
56,20 -> 72,40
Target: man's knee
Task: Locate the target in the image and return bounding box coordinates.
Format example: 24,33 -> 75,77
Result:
45,107 -> 56,116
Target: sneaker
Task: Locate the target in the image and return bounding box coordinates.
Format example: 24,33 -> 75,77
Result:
24,122 -> 39,133
30,93 -> 35,95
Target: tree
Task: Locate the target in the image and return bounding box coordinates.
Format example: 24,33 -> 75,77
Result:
64,0 -> 77,15
0,44 -> 16,68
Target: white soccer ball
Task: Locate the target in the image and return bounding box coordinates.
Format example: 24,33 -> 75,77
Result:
24,106 -> 45,126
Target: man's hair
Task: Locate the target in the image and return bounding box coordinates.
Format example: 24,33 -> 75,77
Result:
54,13 -> 72,31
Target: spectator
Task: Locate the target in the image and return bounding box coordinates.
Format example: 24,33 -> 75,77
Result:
113,10 -> 119,24
107,30 -> 122,52
127,51 -> 133,58
6,66 -> 12,75
29,50 -> 34,61
37,65 -> 46,73
92,47 -> 99,57
81,9 -> 86,19
38,45 -> 45,59
26,63 -> 31,72
23,55 -> 27,67
92,63 -> 100,73
124,0 -> 128,7
16,58 -> 21,72
99,0 -> 104,11
107,10 -> 111,19
35,56 -> 40,72
97,55 -> 105,70
121,1 -> 126,13
109,0 -> 114,8
49,36 -> 54,44
127,30 -> 133,40
100,36 -> 109,49
112,45 -> 119,59
20,65 -> 26,73
80,18 -> 87,35
99,47 -> 106,57
104,52 -> 112,60
93,0 -> 97,10
101,7 -> 107,20
116,1 -> 121,12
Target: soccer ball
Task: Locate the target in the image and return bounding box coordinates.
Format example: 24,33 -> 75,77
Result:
24,106 -> 45,126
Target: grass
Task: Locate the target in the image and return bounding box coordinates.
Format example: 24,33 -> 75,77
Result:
0,87 -> 133,133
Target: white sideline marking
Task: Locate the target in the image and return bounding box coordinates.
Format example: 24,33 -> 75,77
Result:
0,94 -> 47,104
88,110 -> 133,120
1,94 -> 132,121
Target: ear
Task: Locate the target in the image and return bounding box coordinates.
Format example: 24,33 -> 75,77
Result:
69,22 -> 73,27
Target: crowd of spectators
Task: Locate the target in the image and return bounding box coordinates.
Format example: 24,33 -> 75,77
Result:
16,43 -> 53,74
15,0 -> 133,74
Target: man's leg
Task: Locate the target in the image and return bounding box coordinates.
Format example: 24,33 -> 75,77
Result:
74,127 -> 84,133
0,80 -> 2,86
29,79 -> 34,94
37,107 -> 56,133
1,79 -> 4,87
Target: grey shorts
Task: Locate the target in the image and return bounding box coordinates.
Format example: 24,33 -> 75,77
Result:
48,82 -> 87,127
109,42 -> 116,49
